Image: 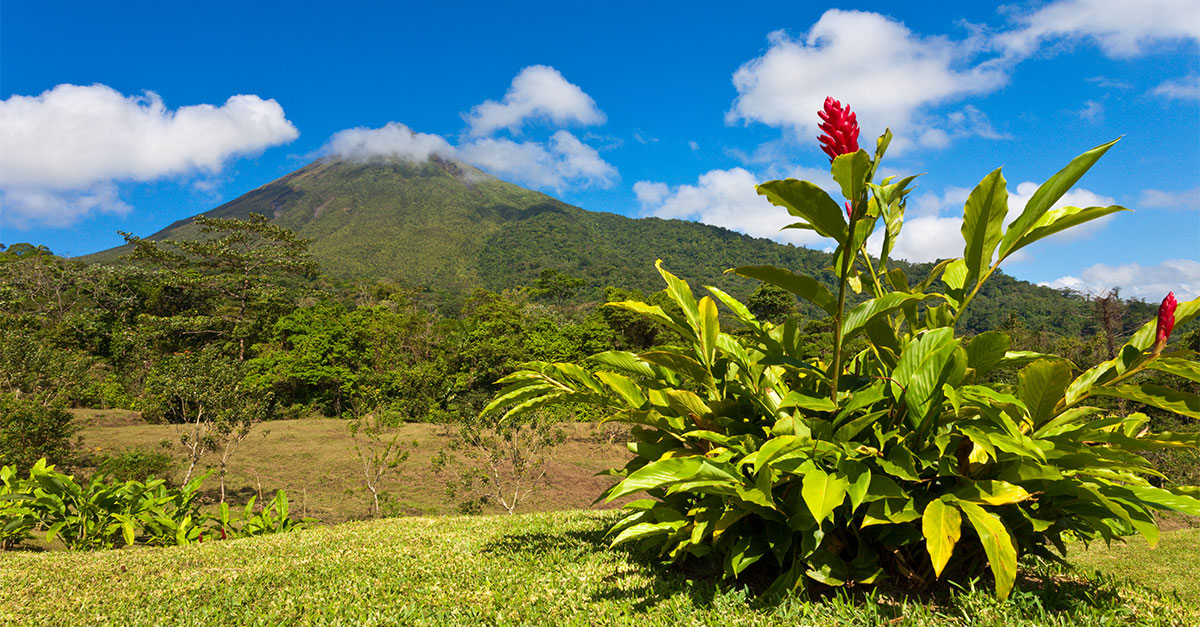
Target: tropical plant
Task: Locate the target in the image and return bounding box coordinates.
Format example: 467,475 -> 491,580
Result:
483,98 -> 1200,600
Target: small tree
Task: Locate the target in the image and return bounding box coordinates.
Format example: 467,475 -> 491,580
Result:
347,391 -> 414,517
432,408 -> 565,515
143,346 -> 276,499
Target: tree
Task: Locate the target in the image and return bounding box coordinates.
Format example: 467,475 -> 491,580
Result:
347,392 -> 415,517
747,282 -> 796,324
529,268 -> 587,305
121,213 -> 319,360
432,408 -> 565,515
143,346 -> 276,499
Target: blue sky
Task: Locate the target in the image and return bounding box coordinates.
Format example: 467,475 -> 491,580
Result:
2,1 -> 1198,300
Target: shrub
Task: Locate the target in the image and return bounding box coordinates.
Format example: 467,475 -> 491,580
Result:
0,393 -> 77,472
485,113 -> 1200,600
92,448 -> 175,484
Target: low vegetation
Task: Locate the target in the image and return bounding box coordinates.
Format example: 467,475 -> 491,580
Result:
1,510 -> 1195,626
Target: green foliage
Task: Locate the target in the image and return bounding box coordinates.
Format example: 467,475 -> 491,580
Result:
91,448 -> 175,484
485,137 -> 1200,601
0,459 -> 310,550
0,394 -> 77,472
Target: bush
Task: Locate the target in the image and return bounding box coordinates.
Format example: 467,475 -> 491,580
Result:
486,133 -> 1200,600
0,394 -> 77,471
91,448 -> 175,484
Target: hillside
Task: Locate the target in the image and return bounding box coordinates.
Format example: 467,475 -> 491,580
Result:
84,155 -> 1127,335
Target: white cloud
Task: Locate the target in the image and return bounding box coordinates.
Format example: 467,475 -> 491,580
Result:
888,216 -> 966,263
1043,259 -> 1200,301
0,83 -> 297,226
1140,186 -> 1200,210
1077,99 -> 1104,123
633,168 -> 828,247
997,0 -> 1200,59
0,183 -> 130,229
727,10 -> 1006,148
464,65 -> 605,137
325,122 -> 455,162
457,130 -> 617,192
0,84 -> 297,189
688,140 -> 700,152
1151,75 -> 1200,100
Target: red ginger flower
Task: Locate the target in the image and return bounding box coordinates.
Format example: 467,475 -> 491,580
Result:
1155,291 -> 1177,352
818,97 -> 860,162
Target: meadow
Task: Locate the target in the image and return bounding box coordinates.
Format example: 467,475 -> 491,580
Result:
2,510 -> 1196,626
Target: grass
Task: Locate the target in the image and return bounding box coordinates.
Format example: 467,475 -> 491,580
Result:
1,510 -> 1196,626
72,411 -> 632,522
1064,527 -> 1200,605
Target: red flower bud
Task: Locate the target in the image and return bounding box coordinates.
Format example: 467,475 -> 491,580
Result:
845,201 -> 854,220
817,97 -> 860,163
1155,291 -> 1177,349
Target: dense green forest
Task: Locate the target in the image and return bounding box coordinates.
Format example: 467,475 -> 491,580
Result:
81,156 -> 1149,336
2,211 -> 1195,485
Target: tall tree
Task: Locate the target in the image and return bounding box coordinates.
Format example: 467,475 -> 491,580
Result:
121,213 -> 319,360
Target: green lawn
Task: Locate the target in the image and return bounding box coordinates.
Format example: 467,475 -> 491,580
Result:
1065,527 -> 1200,606
2,510 -> 1195,627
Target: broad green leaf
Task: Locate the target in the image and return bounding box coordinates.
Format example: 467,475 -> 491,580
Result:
802,468 -> 849,523
967,331 -> 1010,378
641,351 -> 712,388
961,168 -> 1008,288
1147,357 -> 1200,384
705,286 -> 758,327
1006,205 -> 1128,255
956,500 -> 1018,600
610,520 -> 686,547
697,296 -> 719,366
757,179 -> 848,244
997,138 -> 1119,262
922,497 -> 962,578
589,351 -> 671,382
729,265 -> 837,316
1115,484 -> 1200,516
607,457 -> 741,501
605,300 -> 692,339
1092,384 -> 1200,419
593,371 -> 646,408
832,150 -> 872,206
778,392 -> 838,412
1018,359 -> 1073,426
841,293 -> 935,341
656,259 -> 700,331
942,259 -> 968,292
892,328 -> 959,423
954,480 -> 1032,506
838,459 -> 872,511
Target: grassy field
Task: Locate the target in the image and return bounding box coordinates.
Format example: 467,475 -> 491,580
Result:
72,411 -> 632,522
1,510 -> 1196,626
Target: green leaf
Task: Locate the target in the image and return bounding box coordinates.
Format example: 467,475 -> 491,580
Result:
610,520 -> 686,547
605,300 -> 692,339
593,371 -> 646,408
757,179 -> 847,244
729,265 -> 838,316
778,392 -> 838,412
802,468 -> 849,523
1018,359 -> 1073,426
967,331 -> 1010,378
1006,205 -> 1129,255
655,259 -> 700,331
838,459 -> 872,511
1147,357 -> 1200,384
955,500 -> 1018,600
922,497 -> 962,578
997,138 -> 1119,262
954,480 -> 1032,506
1092,384 -> 1200,419
831,150 -> 872,204
697,296 -> 720,366
892,328 -> 960,423
607,457 -> 740,501
705,286 -> 758,327
961,167 -> 1008,288
841,293 -> 935,341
